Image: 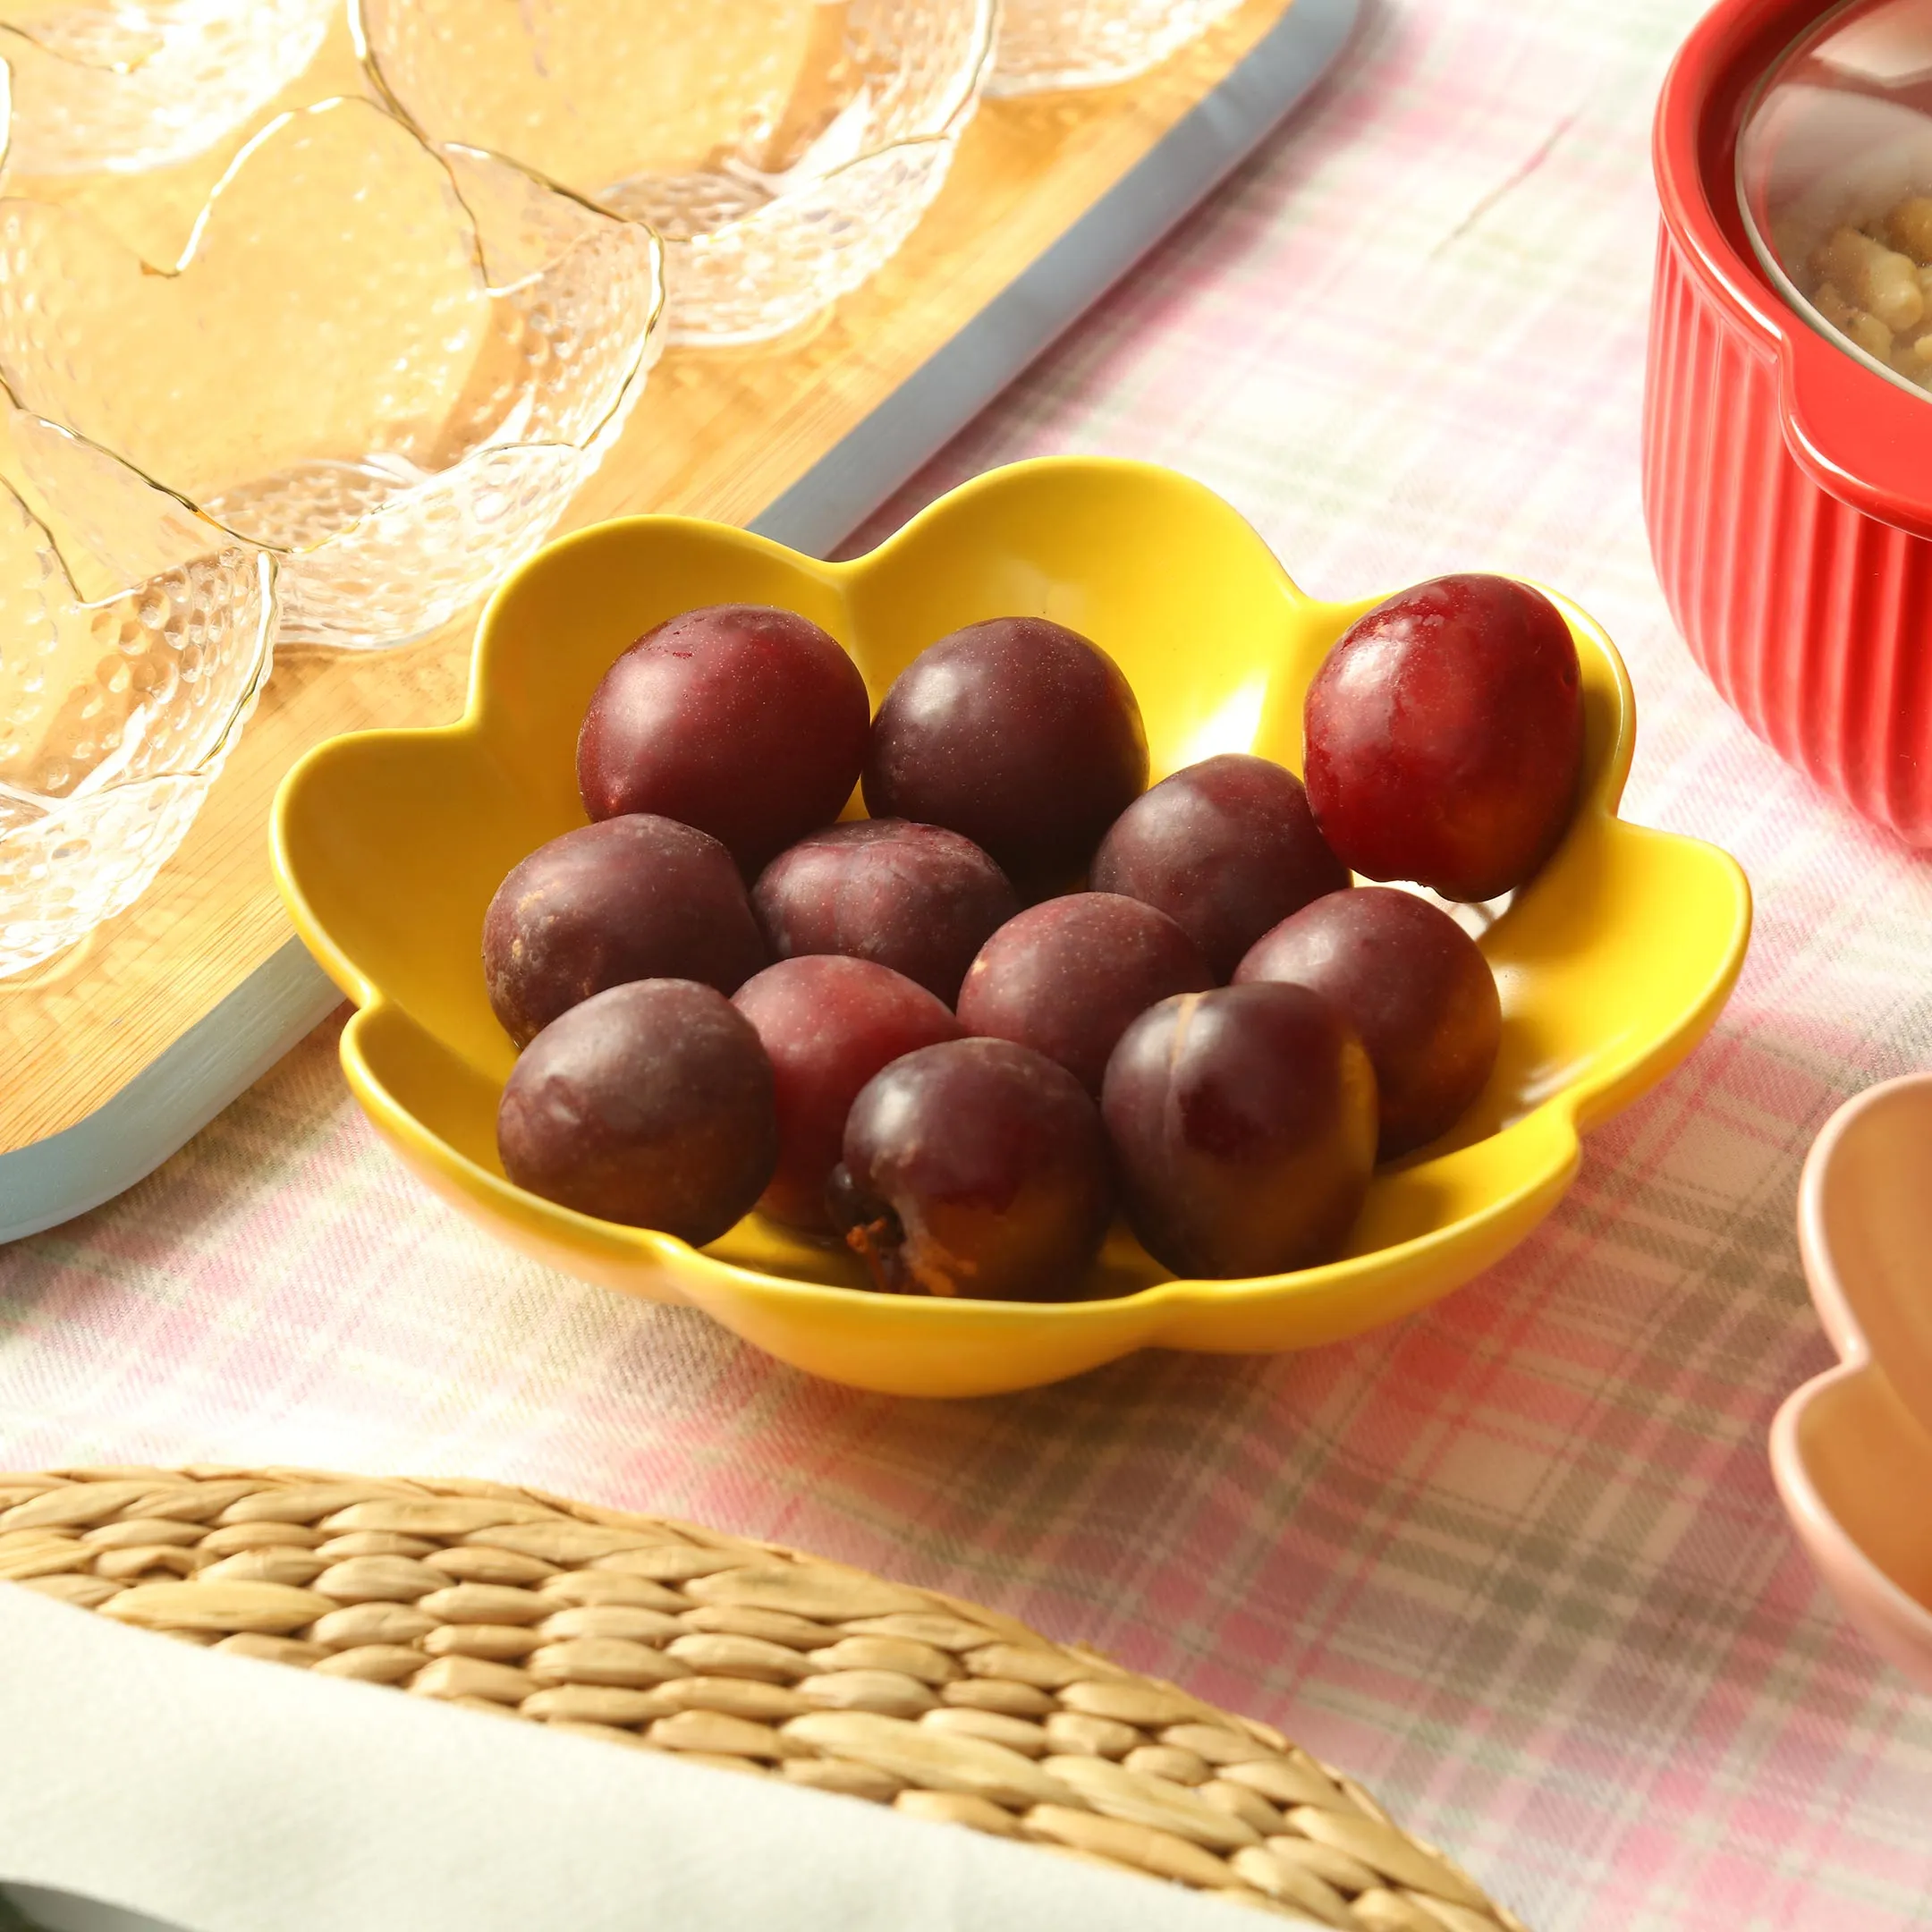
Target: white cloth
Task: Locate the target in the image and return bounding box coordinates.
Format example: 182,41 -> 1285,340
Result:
0,1589 -> 1237,1932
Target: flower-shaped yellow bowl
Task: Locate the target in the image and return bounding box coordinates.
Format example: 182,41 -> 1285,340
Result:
272,459 -> 1753,1397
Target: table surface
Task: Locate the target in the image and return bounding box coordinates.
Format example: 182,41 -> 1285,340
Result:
4,0 -> 1930,1928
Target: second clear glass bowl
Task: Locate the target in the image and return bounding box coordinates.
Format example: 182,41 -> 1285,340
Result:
353,0 -> 995,345
0,94 -> 665,648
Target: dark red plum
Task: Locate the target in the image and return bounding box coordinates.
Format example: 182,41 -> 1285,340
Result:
733,955 -> 962,1232
862,617 -> 1148,892
497,979 -> 776,1242
827,1038 -> 1111,1301
578,604 -> 870,874
1101,983 -> 1377,1278
483,814 -> 766,1047
1091,752 -> 1350,979
956,892 -> 1212,1096
751,818 -> 1018,1006
1303,574 -> 1583,902
1235,887 -> 1500,1158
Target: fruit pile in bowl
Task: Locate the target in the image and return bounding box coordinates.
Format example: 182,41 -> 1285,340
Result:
488,580 -> 1559,1291
273,459 -> 1752,1397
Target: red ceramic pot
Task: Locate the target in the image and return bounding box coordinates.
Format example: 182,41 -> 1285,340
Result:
1647,0 -> 1932,844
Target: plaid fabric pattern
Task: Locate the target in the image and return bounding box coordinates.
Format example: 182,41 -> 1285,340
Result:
4,0 -> 1931,1925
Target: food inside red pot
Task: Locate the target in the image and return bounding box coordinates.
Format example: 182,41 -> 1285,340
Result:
1302,574 -> 1582,902
578,604 -> 871,875
497,979 -> 777,1242
828,1038 -> 1112,1300
1091,751 -> 1350,979
1737,13 -> 1932,401
751,818 -> 1018,1006
1100,982 -> 1377,1278
1235,887 -> 1500,1158
483,814 -> 767,1047
956,891 -> 1212,1095
862,616 -> 1148,894
733,955 -> 962,1232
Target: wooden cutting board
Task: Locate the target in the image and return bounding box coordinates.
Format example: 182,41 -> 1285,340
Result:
0,0 -> 1356,1234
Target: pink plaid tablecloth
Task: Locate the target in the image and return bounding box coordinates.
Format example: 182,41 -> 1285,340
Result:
4,0 -> 1929,1925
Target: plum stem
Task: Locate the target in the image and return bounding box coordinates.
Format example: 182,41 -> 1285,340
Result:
844,1211 -> 916,1294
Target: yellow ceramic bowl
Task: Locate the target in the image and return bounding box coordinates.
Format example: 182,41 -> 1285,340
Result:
272,458 -> 1753,1397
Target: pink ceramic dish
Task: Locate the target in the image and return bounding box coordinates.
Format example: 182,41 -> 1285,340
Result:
1775,1073 -> 1932,1690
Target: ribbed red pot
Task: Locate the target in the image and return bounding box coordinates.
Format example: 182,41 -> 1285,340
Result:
1646,0 -> 1932,844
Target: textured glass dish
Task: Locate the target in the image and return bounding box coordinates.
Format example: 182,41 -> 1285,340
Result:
0,0 -> 335,175
0,380 -> 274,977
353,0 -> 994,345
0,95 -> 664,648
989,0 -> 1244,95
1739,0 -> 1932,402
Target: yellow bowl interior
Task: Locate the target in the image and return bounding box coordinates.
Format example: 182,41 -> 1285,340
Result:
273,457 -> 1752,1396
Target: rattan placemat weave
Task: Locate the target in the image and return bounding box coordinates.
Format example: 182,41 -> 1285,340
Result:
1,1468 -> 1526,1931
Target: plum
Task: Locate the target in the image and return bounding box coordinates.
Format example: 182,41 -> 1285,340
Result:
733,955 -> 962,1232
1101,982 -> 1376,1278
497,979 -> 776,1242
1236,887 -> 1500,1158
751,818 -> 1017,1006
827,1038 -> 1111,1300
956,892 -> 1212,1095
578,604 -> 871,874
1302,574 -> 1583,902
1091,752 -> 1350,978
862,616 -> 1148,893
483,814 -> 766,1047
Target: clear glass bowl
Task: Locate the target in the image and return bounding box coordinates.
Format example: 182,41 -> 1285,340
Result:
988,0 -> 1244,96
0,94 -> 664,648
352,0 -> 994,346
1739,0 -> 1932,402
0,0 -> 336,175
0,379 -> 275,978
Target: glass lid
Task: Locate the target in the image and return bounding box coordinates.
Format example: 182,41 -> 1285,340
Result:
1739,0 -> 1932,402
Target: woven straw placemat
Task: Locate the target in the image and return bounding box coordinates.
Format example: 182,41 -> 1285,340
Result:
1,1468 -> 1526,1931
